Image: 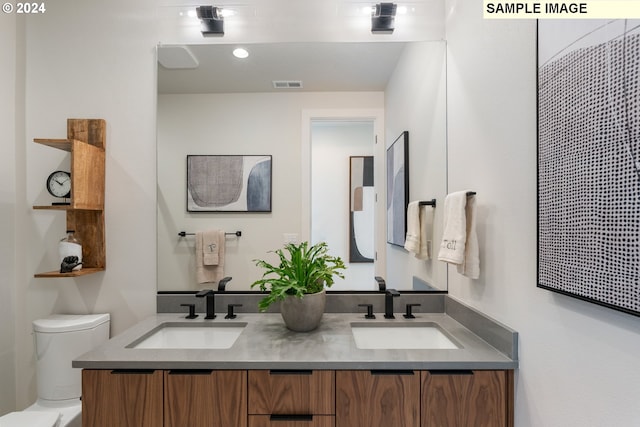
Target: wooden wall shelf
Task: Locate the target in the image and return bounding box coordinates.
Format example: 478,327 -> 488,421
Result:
33,119 -> 107,278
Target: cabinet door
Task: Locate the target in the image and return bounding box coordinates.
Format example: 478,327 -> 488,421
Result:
421,370 -> 513,427
164,369 -> 247,427
249,370 -> 335,415
82,369 -> 163,427
249,415 -> 335,427
336,370 -> 420,427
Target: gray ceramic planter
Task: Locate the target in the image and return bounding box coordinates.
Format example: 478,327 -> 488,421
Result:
280,290 -> 326,332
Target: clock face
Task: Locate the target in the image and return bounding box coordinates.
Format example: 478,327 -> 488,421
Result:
46,170 -> 71,198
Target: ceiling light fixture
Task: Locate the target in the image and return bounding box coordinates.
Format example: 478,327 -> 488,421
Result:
371,2 -> 397,34
196,5 -> 224,36
233,48 -> 249,59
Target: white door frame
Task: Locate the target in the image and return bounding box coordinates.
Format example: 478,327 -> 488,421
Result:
301,108 -> 385,278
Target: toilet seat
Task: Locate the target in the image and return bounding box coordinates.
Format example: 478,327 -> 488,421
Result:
0,410 -> 61,427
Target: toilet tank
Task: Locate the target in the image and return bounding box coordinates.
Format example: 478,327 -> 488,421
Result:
33,314 -> 110,401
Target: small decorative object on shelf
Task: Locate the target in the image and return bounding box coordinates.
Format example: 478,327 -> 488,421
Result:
46,170 -> 71,205
59,230 -> 82,272
60,256 -> 82,273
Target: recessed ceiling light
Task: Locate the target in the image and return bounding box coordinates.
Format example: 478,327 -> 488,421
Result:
233,48 -> 249,59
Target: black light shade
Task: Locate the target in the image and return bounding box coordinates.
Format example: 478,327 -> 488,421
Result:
196,6 -> 224,36
371,2 -> 397,34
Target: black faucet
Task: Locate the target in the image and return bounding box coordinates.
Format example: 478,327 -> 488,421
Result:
196,289 -> 216,319
384,289 -> 400,319
218,276 -> 232,291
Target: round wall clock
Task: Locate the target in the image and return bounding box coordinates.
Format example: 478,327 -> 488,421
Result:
46,170 -> 71,202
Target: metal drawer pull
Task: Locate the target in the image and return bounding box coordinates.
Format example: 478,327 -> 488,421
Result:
428,370 -> 474,375
270,414 -> 313,421
110,369 -> 156,375
168,369 -> 213,375
370,370 -> 415,376
269,369 -> 313,375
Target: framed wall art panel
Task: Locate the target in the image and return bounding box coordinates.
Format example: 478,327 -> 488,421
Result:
386,131 -> 409,247
350,156 -> 374,262
537,20 -> 640,316
187,155 -> 272,212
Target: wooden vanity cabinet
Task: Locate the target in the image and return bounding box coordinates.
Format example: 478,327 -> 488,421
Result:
248,370 -> 335,427
421,370 -> 514,427
81,369 -> 163,427
82,368 -> 513,427
164,369 -> 247,427
336,370 -> 420,427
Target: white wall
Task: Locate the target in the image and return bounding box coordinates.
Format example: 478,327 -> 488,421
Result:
0,11 -> 18,416
384,41 -> 448,291
157,92 -> 383,291
12,0 -> 159,409
446,3 -> 640,426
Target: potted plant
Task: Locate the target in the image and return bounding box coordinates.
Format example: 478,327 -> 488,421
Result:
251,241 -> 346,331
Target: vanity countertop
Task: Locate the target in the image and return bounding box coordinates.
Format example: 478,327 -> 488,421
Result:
73,312 -> 518,370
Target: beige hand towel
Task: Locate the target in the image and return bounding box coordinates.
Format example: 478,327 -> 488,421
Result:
202,230 -> 220,266
438,191 -> 479,279
196,230 -> 225,284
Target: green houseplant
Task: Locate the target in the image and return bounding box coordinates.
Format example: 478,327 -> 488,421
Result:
251,241 -> 346,331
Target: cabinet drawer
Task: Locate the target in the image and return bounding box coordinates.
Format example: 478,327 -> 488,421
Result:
248,370 -> 335,415
249,415 -> 335,427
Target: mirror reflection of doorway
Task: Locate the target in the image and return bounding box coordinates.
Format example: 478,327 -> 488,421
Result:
311,120 -> 375,290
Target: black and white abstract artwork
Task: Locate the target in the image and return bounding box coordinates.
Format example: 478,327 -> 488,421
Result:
350,156 -> 374,262
187,155 -> 272,212
537,20 -> 640,316
386,131 -> 409,247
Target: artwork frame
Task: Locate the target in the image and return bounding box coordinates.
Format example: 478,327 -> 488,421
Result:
349,156 -> 374,263
186,154 -> 272,212
537,20 -> 640,317
386,131 -> 409,247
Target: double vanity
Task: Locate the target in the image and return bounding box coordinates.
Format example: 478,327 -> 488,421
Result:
74,294 -> 518,427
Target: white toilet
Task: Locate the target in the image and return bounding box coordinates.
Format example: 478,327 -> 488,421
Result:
0,313 -> 110,427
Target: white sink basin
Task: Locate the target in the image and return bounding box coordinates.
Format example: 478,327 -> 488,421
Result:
128,322 -> 247,349
351,322 -> 460,350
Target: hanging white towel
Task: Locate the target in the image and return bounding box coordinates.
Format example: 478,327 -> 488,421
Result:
404,201 -> 432,260
195,230 -> 225,284
437,191 -> 479,279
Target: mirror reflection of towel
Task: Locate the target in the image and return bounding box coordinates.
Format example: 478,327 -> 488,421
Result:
405,201 -> 432,260
196,230 -> 225,284
202,230 -> 220,265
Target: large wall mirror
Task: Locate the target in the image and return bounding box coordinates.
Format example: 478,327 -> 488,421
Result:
156,2 -> 447,293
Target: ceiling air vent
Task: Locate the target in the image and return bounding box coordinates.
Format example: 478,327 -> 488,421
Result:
273,80 -> 303,89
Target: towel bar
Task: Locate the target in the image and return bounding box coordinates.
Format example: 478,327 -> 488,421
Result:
178,230 -> 242,237
418,192 -> 475,208
419,199 -> 437,207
